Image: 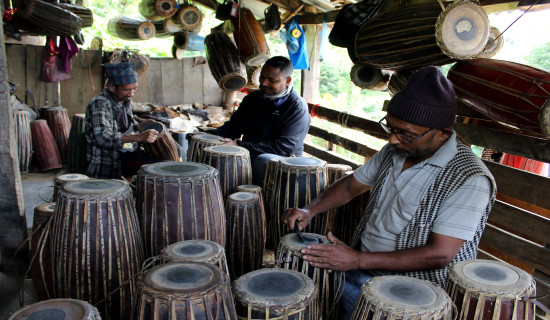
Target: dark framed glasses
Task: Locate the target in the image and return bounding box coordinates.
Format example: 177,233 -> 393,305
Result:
378,116 -> 436,144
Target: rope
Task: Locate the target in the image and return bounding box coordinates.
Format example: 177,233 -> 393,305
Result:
310,104 -> 320,118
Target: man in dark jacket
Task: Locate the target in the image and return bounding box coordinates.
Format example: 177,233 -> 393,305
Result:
212,56 -> 311,186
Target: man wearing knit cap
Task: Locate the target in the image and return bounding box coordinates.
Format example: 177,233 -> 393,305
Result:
85,62 -> 161,179
282,66 -> 496,319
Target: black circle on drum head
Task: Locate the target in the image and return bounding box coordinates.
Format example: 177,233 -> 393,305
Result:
175,242 -> 210,257
245,271 -> 303,298
224,78 -> 246,91
150,263 -> 215,290
378,280 -> 437,306
27,309 -> 66,320
140,121 -> 164,134
473,265 -> 508,282
208,145 -> 243,154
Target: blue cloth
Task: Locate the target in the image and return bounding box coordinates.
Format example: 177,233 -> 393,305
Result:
104,62 -> 138,85
319,21 -> 329,61
283,17 -> 309,70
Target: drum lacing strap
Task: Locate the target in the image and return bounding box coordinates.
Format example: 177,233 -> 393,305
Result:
526,294 -> 550,319
338,111 -> 351,128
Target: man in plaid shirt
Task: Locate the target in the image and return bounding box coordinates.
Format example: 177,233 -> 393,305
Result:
85,62 -> 160,179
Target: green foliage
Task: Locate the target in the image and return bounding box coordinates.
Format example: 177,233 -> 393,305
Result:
524,42 -> 550,72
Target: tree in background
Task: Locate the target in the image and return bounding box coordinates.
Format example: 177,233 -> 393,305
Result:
524,42 -> 550,71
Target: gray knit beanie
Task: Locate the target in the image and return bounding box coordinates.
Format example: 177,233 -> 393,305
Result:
386,66 -> 456,128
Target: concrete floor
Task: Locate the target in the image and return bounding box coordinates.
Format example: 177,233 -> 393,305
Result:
0,167 -> 65,318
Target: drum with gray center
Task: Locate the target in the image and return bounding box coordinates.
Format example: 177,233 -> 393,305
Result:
202,145 -> 252,199
186,133 -> 225,162
8,298 -> 101,320
160,239 -> 229,277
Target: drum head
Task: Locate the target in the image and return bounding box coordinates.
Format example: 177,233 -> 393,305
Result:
235,269 -> 315,307
62,179 -> 128,195
437,2 -> 490,59
55,173 -> 89,184
144,262 -> 221,292
205,145 -> 248,155
141,161 -> 213,177
237,185 -> 261,193
448,259 -> 535,296
350,63 -> 384,89
282,232 -> 328,248
163,240 -> 221,262
476,27 -> 503,58
280,157 -> 325,168
140,121 -> 165,135
193,133 -> 224,143
36,202 -> 56,213
219,73 -> 247,92
9,299 -> 94,320
228,192 -> 258,204
363,276 -> 451,313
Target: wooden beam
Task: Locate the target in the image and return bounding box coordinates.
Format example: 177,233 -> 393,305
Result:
453,122 -> 550,163
308,125 -> 378,158
308,103 -> 388,140
484,160 -> 550,211
298,10 -> 339,24
304,141 -> 361,168
489,200 -> 550,245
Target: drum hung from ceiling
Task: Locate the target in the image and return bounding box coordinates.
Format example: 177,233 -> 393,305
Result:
138,0 -> 177,21
171,5 -> 203,32
354,1 -> 489,70
350,63 -> 392,91
107,15 -> 156,41
231,7 -> 270,67
13,0 -> 82,36
205,31 -> 248,92
447,58 -> 550,139
475,26 -> 504,59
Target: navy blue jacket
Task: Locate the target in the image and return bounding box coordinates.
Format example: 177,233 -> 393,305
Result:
213,88 -> 310,160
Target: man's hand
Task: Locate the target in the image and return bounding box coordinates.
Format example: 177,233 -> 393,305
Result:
301,232 -> 360,271
281,208 -> 313,231
221,138 -> 238,146
141,129 -> 158,143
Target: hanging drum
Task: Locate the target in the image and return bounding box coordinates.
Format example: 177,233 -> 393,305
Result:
354,1 -> 490,70
171,5 -> 203,31
447,58 -> 550,139
246,64 -> 262,89
388,69 -> 416,96
205,31 -> 247,91
476,26 -> 504,59
173,32 -> 189,49
13,0 -> 82,36
138,0 -> 177,21
107,16 -> 156,41
55,3 -> 94,28
350,63 -> 391,91
231,7 -> 270,67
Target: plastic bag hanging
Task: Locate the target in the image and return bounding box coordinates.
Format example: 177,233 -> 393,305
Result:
282,16 -> 309,70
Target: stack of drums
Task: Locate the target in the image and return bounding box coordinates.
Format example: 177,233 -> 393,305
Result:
233,268 -> 318,319
202,145 -> 252,199
30,202 -> 56,300
14,110 -> 32,173
51,173 -> 89,202
51,179 -> 144,320
30,120 -> 62,171
44,106 -> 71,164
135,262 -> 237,319
276,232 -> 343,320
225,192 -> 264,279
267,157 -> 328,248
67,113 -> 87,172
186,133 -> 224,162
350,276 -> 453,320
140,121 -> 180,161
136,161 -> 226,258
445,259 -> 536,320
161,239 -> 229,277
7,298 -> 101,320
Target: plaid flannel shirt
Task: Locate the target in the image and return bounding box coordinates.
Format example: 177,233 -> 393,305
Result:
85,88 -> 135,179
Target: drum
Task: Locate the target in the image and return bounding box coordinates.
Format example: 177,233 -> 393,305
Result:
225,192 -> 264,279
160,240 -> 229,277
14,110 -> 32,173
231,8 -> 270,67
447,58 -> 550,138
350,63 -> 391,91
261,158 -> 281,248
51,179 -> 144,320
388,70 -> 416,97
205,31 -> 248,91
30,120 -> 62,172
245,65 -> 262,89
171,5 -> 202,31
51,173 -> 89,202
173,31 -> 189,49
138,0 -> 177,21
354,2 -> 489,70
268,157 -> 328,248
30,202 -> 56,301
350,275 -> 453,320
445,259 -> 536,320
135,262 -> 237,320
236,184 -> 266,234
136,161 -> 226,257
202,145 -> 252,199
7,298 -> 101,320
140,121 -> 180,161
186,133 -> 224,162
107,16 -> 156,41
276,232 -> 343,320
327,164 -> 352,186
44,106 -> 71,164
68,113 -> 88,172
233,268 -> 318,320
476,27 -> 504,59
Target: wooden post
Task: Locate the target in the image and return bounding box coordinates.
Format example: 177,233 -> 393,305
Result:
301,6 -> 321,103
0,2 -> 29,272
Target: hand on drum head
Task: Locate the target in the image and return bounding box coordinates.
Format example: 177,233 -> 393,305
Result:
281,207 -> 313,231
301,232 -> 360,271
141,129 -> 158,143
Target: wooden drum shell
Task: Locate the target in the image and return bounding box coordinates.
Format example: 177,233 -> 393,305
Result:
44,106 -> 71,164
202,145 -> 252,199
160,239 -> 229,277
68,113 -> 88,172
140,121 -> 180,161
231,8 -> 270,67
205,32 -> 247,92
186,133 -> 224,162
14,110 -> 33,173
30,119 -> 62,171
30,202 -> 56,301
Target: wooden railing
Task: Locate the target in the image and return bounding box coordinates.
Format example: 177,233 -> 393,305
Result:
306,103 -> 550,308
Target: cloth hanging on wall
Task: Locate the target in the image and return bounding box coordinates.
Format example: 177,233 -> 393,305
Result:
282,16 -> 309,70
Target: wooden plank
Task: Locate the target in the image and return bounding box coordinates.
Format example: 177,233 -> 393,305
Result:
308,103 -> 388,140
160,58 -> 184,106
453,122 -> 550,163
298,9 -> 339,24
309,125 -> 378,158
80,50 -> 103,111
484,160 -> 550,211
24,45 -> 43,107
5,45 -> 26,100
183,58 -> 203,104
60,52 -> 85,118
133,55 -> 151,104
480,224 -> 550,276
489,200 -> 550,245
202,61 -> 223,106
148,59 -> 164,105
304,141 -> 361,168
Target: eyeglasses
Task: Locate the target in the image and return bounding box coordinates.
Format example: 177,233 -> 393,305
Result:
378,116 -> 436,144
